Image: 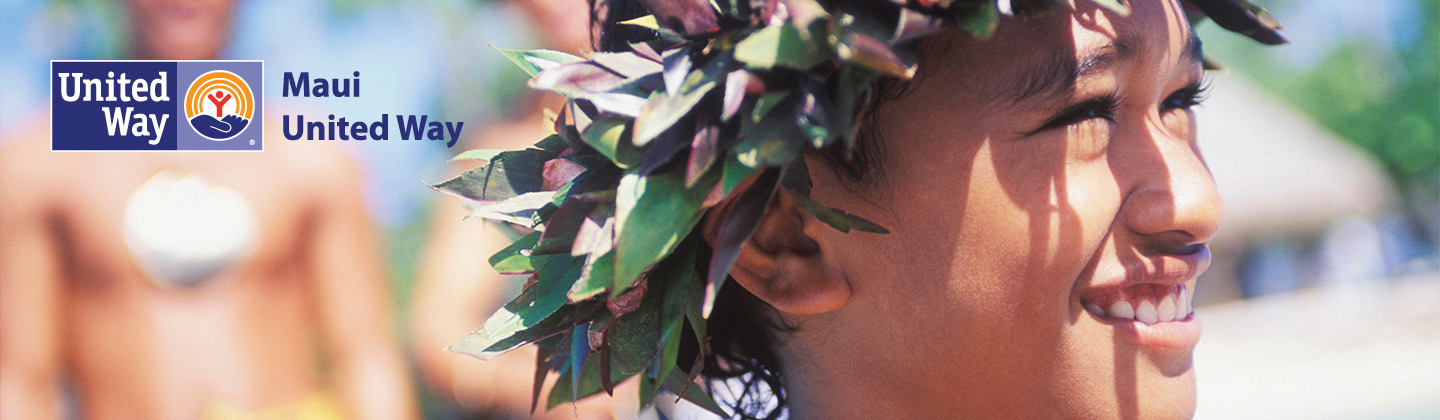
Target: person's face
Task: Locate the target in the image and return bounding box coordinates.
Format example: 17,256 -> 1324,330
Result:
126,0 -> 237,60
801,0 -> 1219,417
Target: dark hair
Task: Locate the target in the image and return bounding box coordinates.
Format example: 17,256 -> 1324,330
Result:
585,2 -> 899,418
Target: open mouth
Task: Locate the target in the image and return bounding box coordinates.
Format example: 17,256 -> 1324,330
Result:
1078,281 -> 1203,350
1082,283 -> 1192,325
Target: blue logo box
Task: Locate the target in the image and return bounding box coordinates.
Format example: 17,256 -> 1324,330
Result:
51,60 -> 264,151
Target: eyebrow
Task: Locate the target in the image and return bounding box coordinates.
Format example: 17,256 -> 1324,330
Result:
995,31 -> 1203,106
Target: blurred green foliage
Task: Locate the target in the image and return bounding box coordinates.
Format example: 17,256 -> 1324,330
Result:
1201,0 -> 1438,184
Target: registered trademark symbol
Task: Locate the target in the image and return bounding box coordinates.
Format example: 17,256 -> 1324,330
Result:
250,139 -> 255,145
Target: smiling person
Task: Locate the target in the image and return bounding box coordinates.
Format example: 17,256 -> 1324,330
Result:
432,0 -> 1283,419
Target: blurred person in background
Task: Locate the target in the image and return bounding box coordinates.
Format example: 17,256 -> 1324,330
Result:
0,0 -> 418,419
408,1 -> 623,419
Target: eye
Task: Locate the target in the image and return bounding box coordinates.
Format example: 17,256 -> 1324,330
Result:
1162,81 -> 1210,111
1036,94 -> 1119,132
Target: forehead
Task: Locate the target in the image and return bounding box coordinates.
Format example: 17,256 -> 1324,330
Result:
912,0 -> 1197,102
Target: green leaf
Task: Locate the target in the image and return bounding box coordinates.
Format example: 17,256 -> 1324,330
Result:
720,154 -> 758,197
568,251 -> 615,302
619,14 -> 659,30
430,149 -> 550,203
612,170 -> 717,294
581,116 -> 640,168
953,1 -> 1000,39
494,46 -> 584,77
659,369 -> 728,418
735,99 -> 805,169
490,231 -> 546,275
788,189 -> 889,234
605,287 -> 661,376
655,243 -> 698,386
449,149 -> 504,163
836,32 -> 914,78
448,256 -> 585,359
632,56 -> 723,146
734,23 -> 828,70
464,191 -> 557,227
546,351 -> 612,410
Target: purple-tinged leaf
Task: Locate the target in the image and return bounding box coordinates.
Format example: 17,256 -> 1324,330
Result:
1184,0 -> 1286,45
703,168 -> 780,317
541,158 -> 587,191
837,32 -> 915,78
637,124 -> 690,176
630,42 -> 663,63
639,0 -> 721,37
662,51 -> 692,98
531,341 -> 552,414
721,70 -> 750,122
571,206 -> 617,257
494,46 -> 584,77
531,61 -> 627,99
686,119 -> 720,186
598,337 -> 615,396
535,195 -> 596,255
632,65 -> 720,146
590,51 -> 664,79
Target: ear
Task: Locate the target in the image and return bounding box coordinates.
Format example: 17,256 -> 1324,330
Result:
703,185 -> 851,315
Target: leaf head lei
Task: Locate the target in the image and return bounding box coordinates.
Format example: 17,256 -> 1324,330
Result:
431,0 -> 1283,415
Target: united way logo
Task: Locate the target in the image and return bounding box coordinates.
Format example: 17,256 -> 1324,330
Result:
185,70 -> 254,141
51,60 -> 263,151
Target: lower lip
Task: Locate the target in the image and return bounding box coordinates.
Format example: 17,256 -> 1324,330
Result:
1091,311 -> 1202,350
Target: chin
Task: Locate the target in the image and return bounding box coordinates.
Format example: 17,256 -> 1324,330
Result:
1108,356 -> 1196,420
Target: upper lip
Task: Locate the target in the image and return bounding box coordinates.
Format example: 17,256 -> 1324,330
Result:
1079,245 -> 1211,297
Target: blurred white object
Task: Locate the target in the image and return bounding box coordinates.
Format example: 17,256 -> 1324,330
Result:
123,171 -> 259,288
1194,273 -> 1440,419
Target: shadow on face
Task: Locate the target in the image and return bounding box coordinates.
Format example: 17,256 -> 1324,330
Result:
792,0 -> 1219,418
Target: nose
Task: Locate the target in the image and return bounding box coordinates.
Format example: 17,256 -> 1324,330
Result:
1113,117 -> 1225,254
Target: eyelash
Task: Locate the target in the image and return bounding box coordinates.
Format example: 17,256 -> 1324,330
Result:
1037,94 -> 1120,131
1162,81 -> 1210,111
1034,81 -> 1211,133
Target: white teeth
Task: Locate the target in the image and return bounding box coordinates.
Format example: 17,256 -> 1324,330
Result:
1157,295 -> 1177,322
1136,300 -> 1158,325
1109,301 -> 1135,320
1091,287 -> 1198,324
